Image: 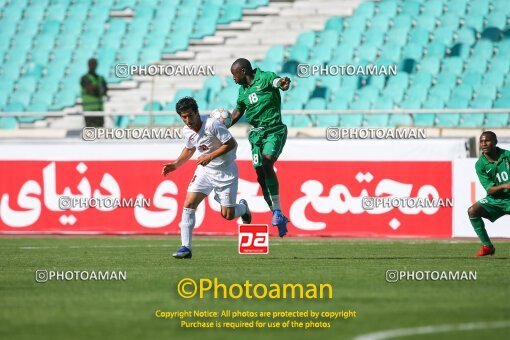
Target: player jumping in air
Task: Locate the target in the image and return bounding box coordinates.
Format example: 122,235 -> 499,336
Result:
468,131 -> 510,257
230,58 -> 291,237
162,97 -> 251,259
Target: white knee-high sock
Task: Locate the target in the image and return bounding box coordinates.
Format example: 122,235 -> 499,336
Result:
179,208 -> 196,248
234,202 -> 247,218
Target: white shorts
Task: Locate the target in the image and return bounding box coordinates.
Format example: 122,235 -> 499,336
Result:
188,163 -> 238,207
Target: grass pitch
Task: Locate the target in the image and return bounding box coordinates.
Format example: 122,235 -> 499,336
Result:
1,236 -> 509,340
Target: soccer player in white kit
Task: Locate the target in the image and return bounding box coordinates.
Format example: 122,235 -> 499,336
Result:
162,97 -> 251,259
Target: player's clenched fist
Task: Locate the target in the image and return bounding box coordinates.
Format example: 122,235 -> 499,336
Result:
162,162 -> 178,176
278,77 -> 291,90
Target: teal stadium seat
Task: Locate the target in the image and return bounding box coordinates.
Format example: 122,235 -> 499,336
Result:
363,28 -> 385,47
419,57 -> 440,75
465,56 -> 487,74
317,30 -> 339,49
423,0 -> 444,17
379,42 -> 402,63
354,1 -> 374,19
0,117 -> 18,129
429,84 -> 452,103
475,83 -> 497,100
377,1 -> 398,17
426,42 -> 446,58
417,96 -> 443,126
344,99 -> 369,127
409,28 -> 431,46
468,0 -> 489,16
399,96 -> 422,110
451,83 -> 472,100
455,28 -> 476,46
434,27 -> 454,45
415,15 -> 437,32
392,15 -> 412,31
265,45 -> 285,64
370,15 -> 390,31
460,96 -> 491,127
388,113 -> 413,127
289,45 -> 309,62
280,100 -> 301,126
306,98 -> 330,127
296,31 -> 316,48
154,100 -> 180,126
324,17 -> 344,32
357,86 -> 380,104
365,96 -> 392,127
333,83 -> 356,101
483,70 -> 505,88
441,57 -> 464,75
341,27 -> 363,47
461,71 -> 482,87
20,103 -> 47,123
447,0 -> 468,15
410,71 -> 433,87
387,27 -> 410,47
463,12 -> 485,33
344,14 -> 366,32
435,72 -> 458,89
400,0 -> 421,17
487,97 -> 510,127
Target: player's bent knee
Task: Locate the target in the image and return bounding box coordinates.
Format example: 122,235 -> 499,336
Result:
467,204 -> 479,218
183,200 -> 198,209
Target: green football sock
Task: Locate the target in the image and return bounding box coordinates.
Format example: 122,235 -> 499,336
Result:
265,176 -> 279,196
265,176 -> 281,211
470,217 -> 493,247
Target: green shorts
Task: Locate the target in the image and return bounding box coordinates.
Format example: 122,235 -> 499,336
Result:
477,196 -> 510,222
248,124 -> 287,168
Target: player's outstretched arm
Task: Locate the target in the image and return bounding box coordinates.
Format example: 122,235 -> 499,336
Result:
162,147 -> 195,176
197,138 -> 237,166
230,109 -> 244,127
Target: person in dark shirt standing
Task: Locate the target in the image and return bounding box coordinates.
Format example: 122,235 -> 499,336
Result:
80,58 -> 107,127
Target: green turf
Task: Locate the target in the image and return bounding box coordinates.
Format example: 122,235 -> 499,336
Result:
0,237 -> 509,340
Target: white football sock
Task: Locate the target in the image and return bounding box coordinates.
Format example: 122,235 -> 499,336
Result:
179,208 -> 196,248
270,195 -> 281,211
234,202 -> 247,218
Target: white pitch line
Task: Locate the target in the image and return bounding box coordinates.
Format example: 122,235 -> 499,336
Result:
355,320 -> 510,340
19,246 -> 60,249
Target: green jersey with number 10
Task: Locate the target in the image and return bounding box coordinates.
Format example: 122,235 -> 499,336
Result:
235,68 -> 284,128
475,147 -> 510,199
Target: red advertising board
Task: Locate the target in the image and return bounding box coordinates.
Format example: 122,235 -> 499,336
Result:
0,160 -> 452,237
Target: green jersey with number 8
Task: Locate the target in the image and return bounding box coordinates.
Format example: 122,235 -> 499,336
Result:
235,68 -> 284,128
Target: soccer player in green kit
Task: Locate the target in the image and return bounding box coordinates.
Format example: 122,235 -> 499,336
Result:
468,131 -> 510,256
230,58 -> 291,237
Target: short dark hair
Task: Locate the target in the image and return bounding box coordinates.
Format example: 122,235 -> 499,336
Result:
231,58 -> 252,72
175,96 -> 198,115
481,131 -> 497,143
